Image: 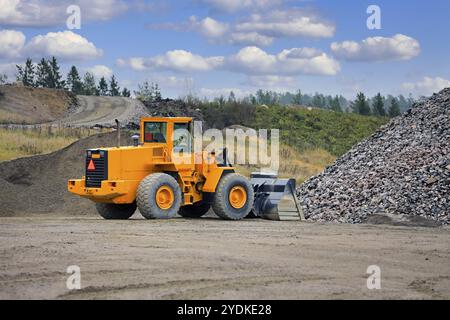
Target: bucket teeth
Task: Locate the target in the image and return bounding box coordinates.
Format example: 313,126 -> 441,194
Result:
250,172 -> 304,221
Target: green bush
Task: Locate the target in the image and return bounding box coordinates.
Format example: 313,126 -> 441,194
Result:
198,101 -> 388,157
253,106 -> 388,156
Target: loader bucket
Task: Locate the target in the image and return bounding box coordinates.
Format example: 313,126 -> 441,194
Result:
251,173 -> 305,221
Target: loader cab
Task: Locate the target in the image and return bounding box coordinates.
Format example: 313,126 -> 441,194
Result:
140,117 -> 194,154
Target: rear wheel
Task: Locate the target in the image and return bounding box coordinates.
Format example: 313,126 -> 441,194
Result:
179,202 -> 211,218
212,173 -> 254,220
137,173 -> 182,219
95,202 -> 136,220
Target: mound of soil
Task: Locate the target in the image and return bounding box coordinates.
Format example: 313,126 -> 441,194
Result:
0,132 -> 132,216
0,85 -> 75,124
57,95 -> 149,128
298,88 -> 450,224
144,99 -> 204,122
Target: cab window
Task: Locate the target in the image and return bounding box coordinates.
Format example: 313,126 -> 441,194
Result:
173,123 -> 192,153
144,122 -> 167,143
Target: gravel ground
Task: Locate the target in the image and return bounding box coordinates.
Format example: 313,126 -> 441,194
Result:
0,216 -> 449,300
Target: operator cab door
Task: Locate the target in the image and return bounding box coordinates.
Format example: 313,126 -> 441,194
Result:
172,122 -> 194,166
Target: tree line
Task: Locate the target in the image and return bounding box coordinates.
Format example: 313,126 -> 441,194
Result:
5,57 -> 413,118
206,89 -> 414,118
15,57 -> 131,97
351,92 -> 401,118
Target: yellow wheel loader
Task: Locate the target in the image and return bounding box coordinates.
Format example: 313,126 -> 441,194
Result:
68,117 -> 303,221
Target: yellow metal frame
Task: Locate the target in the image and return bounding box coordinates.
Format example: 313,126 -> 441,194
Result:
68,117 -> 234,206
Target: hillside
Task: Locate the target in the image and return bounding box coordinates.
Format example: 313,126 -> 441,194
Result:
0,85 -> 75,124
0,85 -> 148,127
253,105 -> 388,156
199,101 -> 389,157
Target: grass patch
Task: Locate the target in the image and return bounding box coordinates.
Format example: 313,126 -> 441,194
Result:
235,145 -> 336,184
0,110 -> 35,125
0,126 -> 109,161
253,105 -> 388,157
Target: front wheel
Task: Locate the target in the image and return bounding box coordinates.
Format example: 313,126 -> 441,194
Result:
137,173 -> 182,219
212,173 -> 254,220
95,202 -> 136,220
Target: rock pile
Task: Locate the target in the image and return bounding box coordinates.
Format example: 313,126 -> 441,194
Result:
298,88 -> 450,224
143,99 -> 204,121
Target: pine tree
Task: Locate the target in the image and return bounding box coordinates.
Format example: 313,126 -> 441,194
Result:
66,66 -> 83,94
330,95 -> 342,112
109,75 -> 120,96
49,57 -> 64,89
228,91 -> 236,103
388,97 -> 401,118
82,72 -> 98,96
312,93 -> 322,108
351,92 -> 371,115
372,93 -> 386,116
0,73 -> 7,85
134,81 -> 162,102
121,88 -> 131,97
98,77 -> 109,96
153,83 -> 162,101
16,58 -> 35,87
35,58 -> 52,88
292,89 -> 302,105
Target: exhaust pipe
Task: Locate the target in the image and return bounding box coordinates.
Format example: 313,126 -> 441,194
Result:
115,119 -> 121,148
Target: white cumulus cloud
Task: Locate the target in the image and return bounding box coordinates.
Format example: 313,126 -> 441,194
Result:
188,16 -> 229,38
0,29 -> 25,59
331,34 -> 421,62
24,31 -> 103,60
402,77 -> 450,97
0,62 -> 18,79
228,32 -> 273,47
227,46 -> 340,76
200,0 -> 282,13
117,50 -> 224,73
235,9 -> 335,39
85,65 -> 113,79
118,46 -> 340,77
0,0 -> 128,27
151,9 -> 334,47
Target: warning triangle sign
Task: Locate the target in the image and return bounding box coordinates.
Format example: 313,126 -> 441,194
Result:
87,159 -> 96,171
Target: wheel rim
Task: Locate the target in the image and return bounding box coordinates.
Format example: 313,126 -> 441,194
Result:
155,185 -> 174,210
229,186 -> 247,209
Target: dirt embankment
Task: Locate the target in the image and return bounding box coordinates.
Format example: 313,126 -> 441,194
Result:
0,85 -> 75,124
0,132 -> 132,216
56,95 -> 148,128
0,85 -> 149,127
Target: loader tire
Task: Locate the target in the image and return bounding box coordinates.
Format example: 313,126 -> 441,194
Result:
95,202 -> 136,220
137,173 -> 182,219
212,173 -> 254,220
178,202 -> 211,218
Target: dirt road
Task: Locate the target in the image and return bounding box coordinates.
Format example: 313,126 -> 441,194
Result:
0,216 -> 449,300
56,95 -> 147,127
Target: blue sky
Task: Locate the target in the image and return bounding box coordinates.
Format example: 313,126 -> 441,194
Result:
0,0 -> 449,99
